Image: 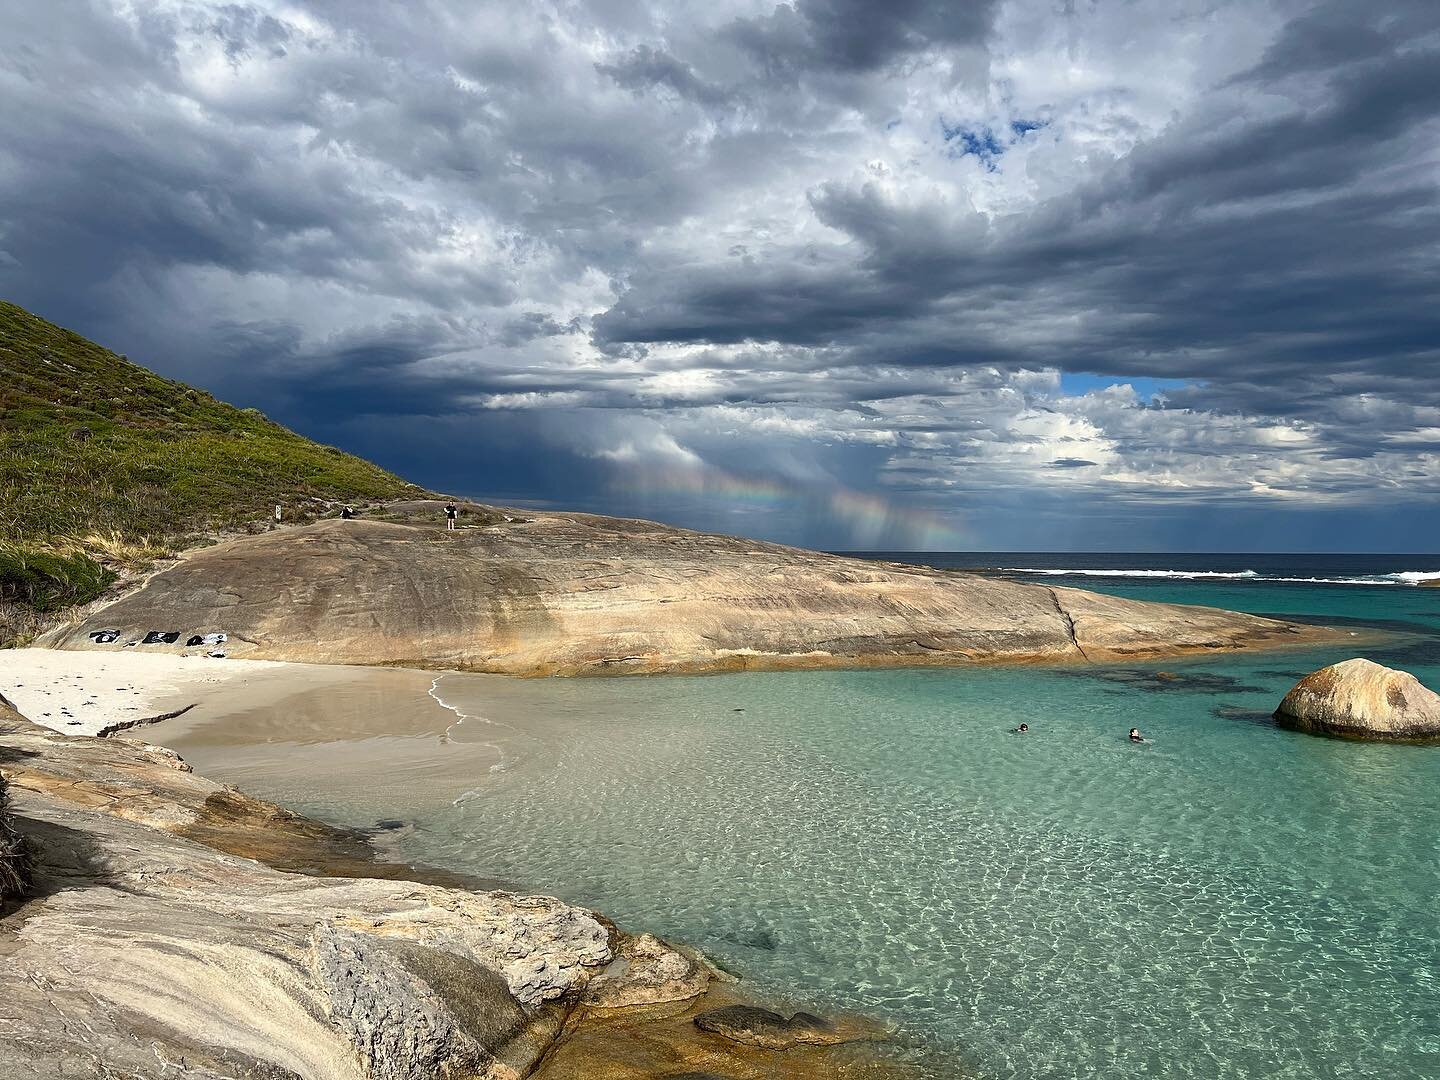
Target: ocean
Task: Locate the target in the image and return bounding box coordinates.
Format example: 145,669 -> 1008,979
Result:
166,554 -> 1440,1079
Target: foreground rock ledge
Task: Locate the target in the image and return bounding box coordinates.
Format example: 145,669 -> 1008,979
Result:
47,504 -> 1327,674
0,700 -> 897,1079
1274,658 -> 1440,739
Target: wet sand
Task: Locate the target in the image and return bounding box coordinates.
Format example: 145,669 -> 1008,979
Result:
0,649 -> 546,822
150,664 -> 553,824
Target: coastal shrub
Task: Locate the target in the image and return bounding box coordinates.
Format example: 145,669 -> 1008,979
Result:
0,542 -> 115,612
0,773 -> 32,901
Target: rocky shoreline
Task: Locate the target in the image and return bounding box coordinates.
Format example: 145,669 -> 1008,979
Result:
2,503 -> 1365,1078
0,694 -> 902,1080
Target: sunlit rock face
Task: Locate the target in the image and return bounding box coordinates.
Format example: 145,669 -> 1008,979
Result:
47,505 -> 1321,674
0,701 -> 723,1080
1275,658 -> 1440,740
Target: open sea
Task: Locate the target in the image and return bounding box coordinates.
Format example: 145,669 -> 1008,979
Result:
169,554 -> 1440,1079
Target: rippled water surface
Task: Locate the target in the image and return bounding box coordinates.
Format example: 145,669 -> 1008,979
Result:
174,574 -> 1440,1079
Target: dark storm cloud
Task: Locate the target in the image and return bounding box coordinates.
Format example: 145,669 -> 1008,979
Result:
2,0 -> 1439,547
596,46 -> 732,106
728,0 -> 997,76
598,27 -> 1440,400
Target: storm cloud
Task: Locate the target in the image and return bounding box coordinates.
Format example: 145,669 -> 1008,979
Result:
3,0 -> 1438,549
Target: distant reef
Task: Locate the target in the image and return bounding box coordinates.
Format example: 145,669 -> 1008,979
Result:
46,500 -> 1332,675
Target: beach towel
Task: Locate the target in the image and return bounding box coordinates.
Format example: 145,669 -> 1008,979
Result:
141,631 -> 181,645
88,629 -> 120,644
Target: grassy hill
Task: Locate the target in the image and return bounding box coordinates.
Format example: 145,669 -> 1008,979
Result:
1,300 -> 425,632
1,300 -> 422,541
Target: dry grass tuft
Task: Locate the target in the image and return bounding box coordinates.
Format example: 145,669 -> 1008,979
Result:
56,530 -> 173,571
0,773 -> 33,902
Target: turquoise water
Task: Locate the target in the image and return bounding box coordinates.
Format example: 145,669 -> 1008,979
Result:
186,577 -> 1440,1078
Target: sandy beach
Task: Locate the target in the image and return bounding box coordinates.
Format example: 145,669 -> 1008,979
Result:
0,647 -> 543,823
0,648 -> 323,736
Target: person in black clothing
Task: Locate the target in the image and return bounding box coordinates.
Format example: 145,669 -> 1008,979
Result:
444,503 -> 459,530
1129,728 -> 1145,743
341,505 -> 355,519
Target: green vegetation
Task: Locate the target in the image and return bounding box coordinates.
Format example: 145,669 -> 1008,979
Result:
0,299 -> 423,544
0,299 -> 427,640
0,542 -> 115,612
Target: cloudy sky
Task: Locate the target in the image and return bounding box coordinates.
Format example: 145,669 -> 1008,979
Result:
4,0 -> 1439,550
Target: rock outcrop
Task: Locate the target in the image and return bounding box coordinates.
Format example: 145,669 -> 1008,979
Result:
694,1005 -> 879,1050
46,504 -> 1325,674
1274,658 -> 1440,739
0,699 -> 895,1079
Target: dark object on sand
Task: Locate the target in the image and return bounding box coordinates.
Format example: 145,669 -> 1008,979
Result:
341,506 -> 355,519
141,631 -> 181,645
0,774 -> 33,902
187,635 -> 204,647
88,629 -> 119,643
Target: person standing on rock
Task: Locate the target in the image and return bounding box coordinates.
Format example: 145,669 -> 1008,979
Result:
444,503 -> 458,530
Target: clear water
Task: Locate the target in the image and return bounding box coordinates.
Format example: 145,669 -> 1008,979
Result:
175,565 -> 1440,1079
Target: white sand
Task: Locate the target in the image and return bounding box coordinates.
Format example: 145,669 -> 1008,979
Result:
0,648 -> 305,736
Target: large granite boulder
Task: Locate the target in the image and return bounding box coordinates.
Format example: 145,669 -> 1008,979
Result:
46,510 -> 1324,675
1274,658 -> 1440,739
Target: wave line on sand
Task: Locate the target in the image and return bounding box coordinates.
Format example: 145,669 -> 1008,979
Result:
426,674 -> 516,784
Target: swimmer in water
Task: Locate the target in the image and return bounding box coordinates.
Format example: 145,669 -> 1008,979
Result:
1013,723 -> 1029,733
1129,728 -> 1145,743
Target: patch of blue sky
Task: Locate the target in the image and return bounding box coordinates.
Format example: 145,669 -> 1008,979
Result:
1058,373 -> 1191,402
940,117 -> 1049,171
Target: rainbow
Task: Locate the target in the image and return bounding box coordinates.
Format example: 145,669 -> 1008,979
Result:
610,464 -> 970,550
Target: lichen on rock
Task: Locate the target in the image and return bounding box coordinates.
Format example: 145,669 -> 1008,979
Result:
1274,658 -> 1440,739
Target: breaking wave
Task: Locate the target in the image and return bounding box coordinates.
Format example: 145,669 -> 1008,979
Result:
998,568 -> 1440,587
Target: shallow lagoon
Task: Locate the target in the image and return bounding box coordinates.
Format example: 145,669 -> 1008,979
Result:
169,574 -> 1440,1079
